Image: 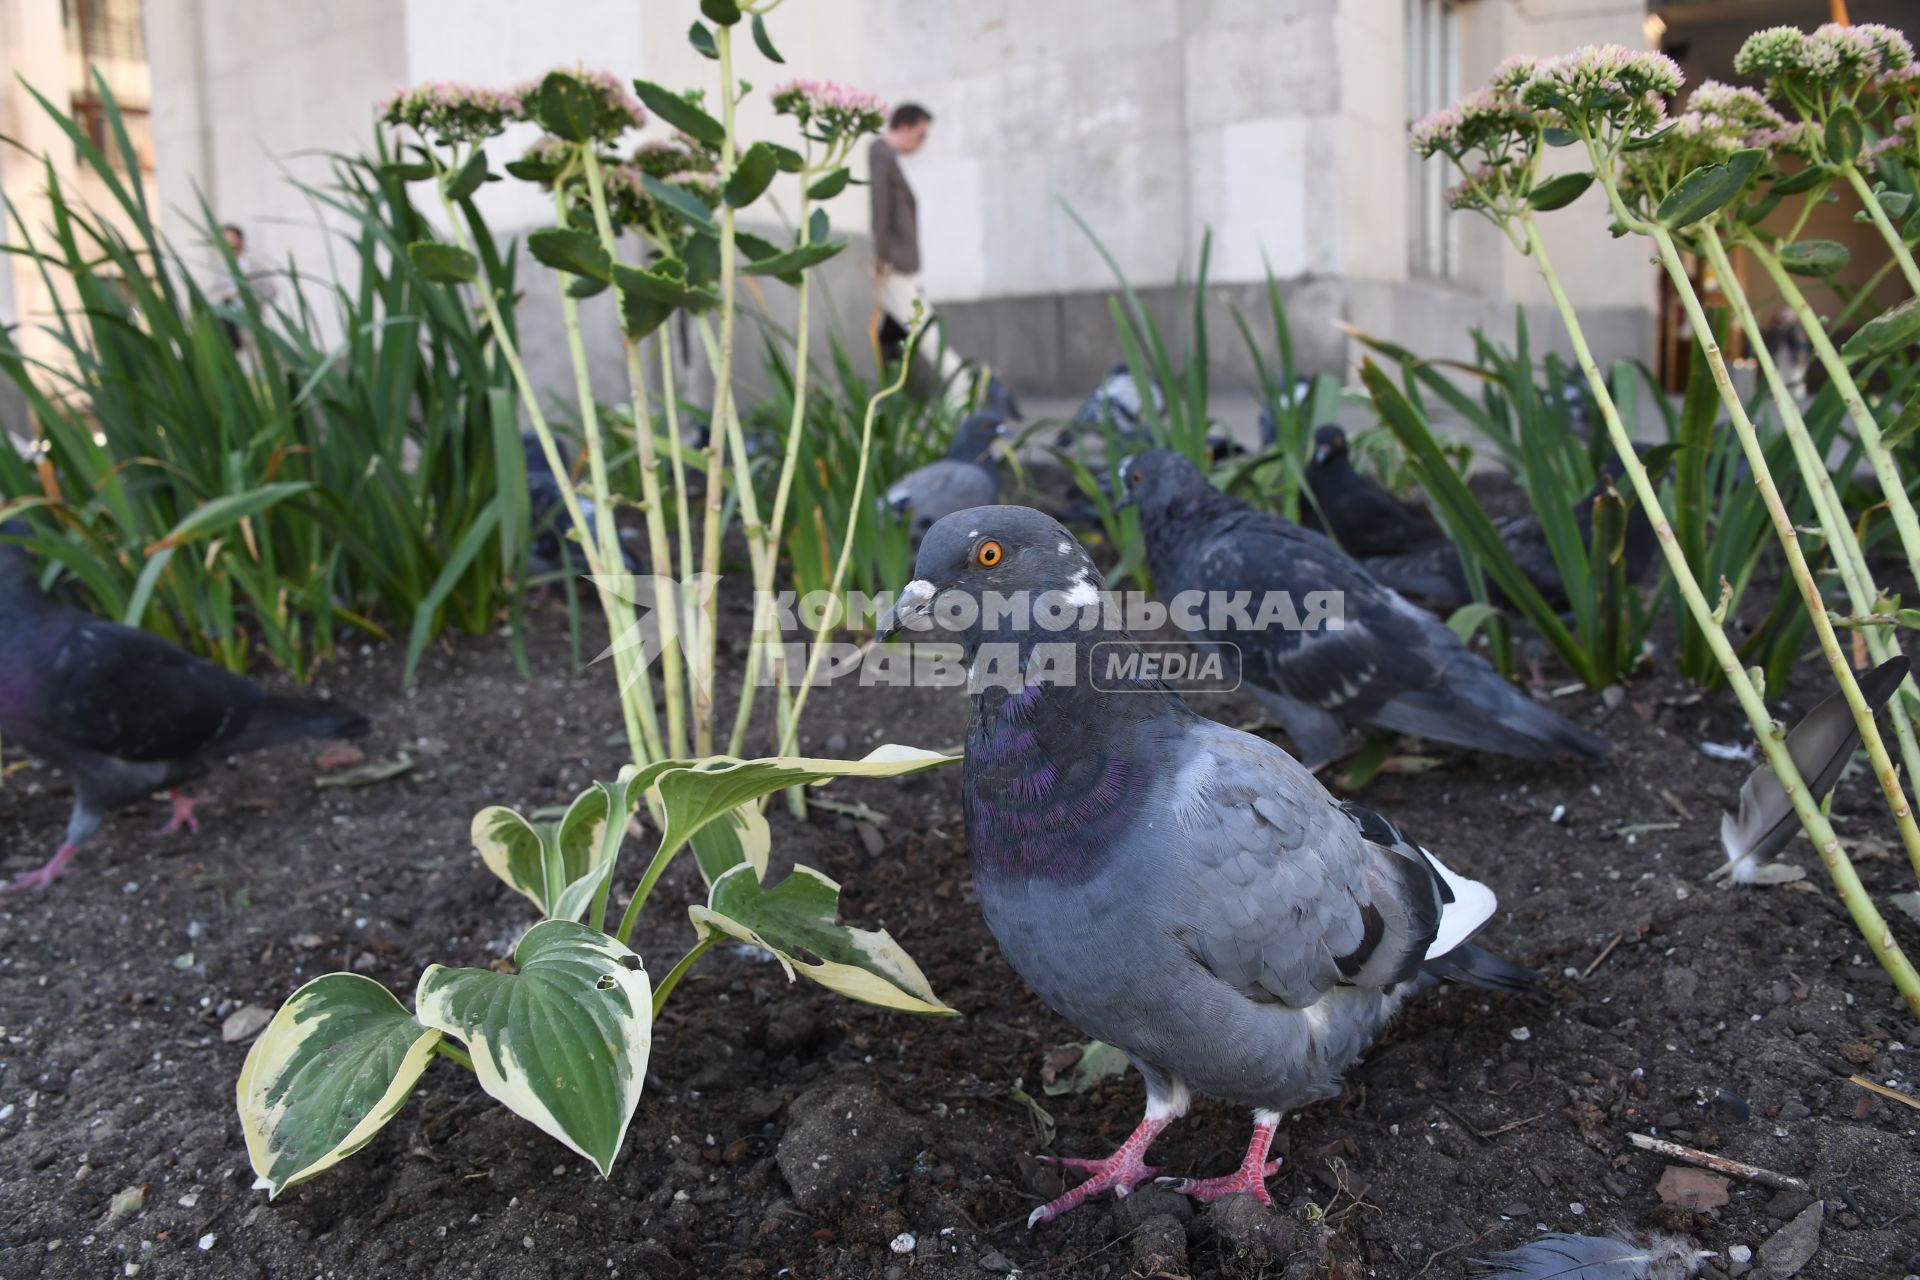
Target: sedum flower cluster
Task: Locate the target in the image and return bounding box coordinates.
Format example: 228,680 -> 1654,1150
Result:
379,82 -> 523,145
770,80 -> 887,143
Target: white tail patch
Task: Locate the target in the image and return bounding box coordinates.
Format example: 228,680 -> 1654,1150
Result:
1419,847 -> 1497,959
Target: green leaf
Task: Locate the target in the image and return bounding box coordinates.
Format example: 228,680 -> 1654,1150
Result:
630,80 -> 724,147
750,12 -> 784,62
692,865 -> 956,1015
1777,239 -> 1849,276
237,974 -> 441,1197
1543,126 -> 1579,147
1040,1039 -> 1131,1097
534,72 -> 603,143
683,231 -> 721,286
725,142 -> 778,208
640,174 -> 717,231
150,482 -> 313,549
740,239 -> 847,280
471,784 -> 611,915
1771,164 -> 1828,196
378,161 -> 436,182
807,167 -> 851,200
808,208 -> 829,243
765,142 -> 805,173
1623,122 -> 1678,151
1655,149 -> 1765,229
1877,189 -> 1914,220
1445,601 -> 1506,645
700,0 -> 741,24
613,261 -> 721,311
734,230 -> 785,261
688,20 -> 718,59
446,149 -> 490,201
527,227 -> 613,283
689,801 -> 772,885
1843,296 -> 1920,363
1882,392 -> 1920,449
407,240 -> 479,283
1825,106 -> 1862,165
1527,171 -> 1593,212
415,921 -> 652,1177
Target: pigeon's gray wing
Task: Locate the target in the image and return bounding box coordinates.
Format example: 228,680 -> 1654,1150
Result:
1172,515 -> 1606,759
888,460 -> 999,533
1472,1231 -> 1707,1279
1167,719 -> 1487,1005
1360,541 -> 1469,608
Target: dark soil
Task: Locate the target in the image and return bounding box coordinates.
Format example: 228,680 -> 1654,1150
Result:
3,595 -> 1919,1280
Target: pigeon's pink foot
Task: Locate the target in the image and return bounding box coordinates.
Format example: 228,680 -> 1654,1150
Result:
1027,1115 -> 1170,1228
2,843 -> 80,894
1159,1114 -> 1282,1205
161,789 -> 204,836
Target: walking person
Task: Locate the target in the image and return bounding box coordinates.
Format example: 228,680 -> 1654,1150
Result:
870,103 -> 969,405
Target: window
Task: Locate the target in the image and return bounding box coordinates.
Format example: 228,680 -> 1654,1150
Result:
1406,0 -> 1458,278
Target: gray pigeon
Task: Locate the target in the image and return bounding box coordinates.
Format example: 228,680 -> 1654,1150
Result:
876,506 -> 1538,1226
886,413 -> 1007,543
1471,1231 -> 1708,1279
1119,449 -> 1608,768
0,538 -> 370,892
1074,362 -> 1161,435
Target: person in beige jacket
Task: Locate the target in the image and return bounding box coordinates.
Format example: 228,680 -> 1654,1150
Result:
870,102 -> 968,402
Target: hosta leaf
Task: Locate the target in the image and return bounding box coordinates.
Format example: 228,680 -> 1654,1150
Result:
1656,149 -> 1764,229
652,746 -> 953,880
1527,171 -> 1592,212
692,865 -> 955,1015
630,80 -> 724,146
237,974 -> 441,1197
688,801 -> 772,886
1778,239 -> 1849,277
807,167 -> 851,200
415,922 -> 651,1176
445,149 -> 490,201
725,142 -> 778,208
527,227 -> 613,283
1843,296 -> 1920,363
471,784 -> 614,914
407,241 -> 478,284
472,805 -> 546,907
550,766 -> 657,923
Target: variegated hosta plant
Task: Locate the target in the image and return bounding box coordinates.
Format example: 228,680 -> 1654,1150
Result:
237,746 -> 954,1197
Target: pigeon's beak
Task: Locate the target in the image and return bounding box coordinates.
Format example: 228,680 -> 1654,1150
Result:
875,578 -> 936,643
1312,445 -> 1331,465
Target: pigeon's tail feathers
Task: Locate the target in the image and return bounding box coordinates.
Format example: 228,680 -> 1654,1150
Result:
1471,1231 -> 1709,1279
229,696 -> 372,752
1371,680 -> 1609,761
1416,847 -> 1497,959
1421,943 -> 1542,996
1722,654 -> 1909,882
1360,547 -> 1464,606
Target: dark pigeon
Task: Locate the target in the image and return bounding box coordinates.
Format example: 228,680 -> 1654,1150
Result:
1119,449 -> 1608,767
0,540 -> 370,892
1301,424 -> 1443,557
875,506 -> 1538,1226
978,371 -> 1021,423
1362,456 -> 1657,613
524,433 -> 641,578
887,413 -> 1007,543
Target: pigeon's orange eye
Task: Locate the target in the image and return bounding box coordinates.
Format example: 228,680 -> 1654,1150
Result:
975,539 -> 1004,567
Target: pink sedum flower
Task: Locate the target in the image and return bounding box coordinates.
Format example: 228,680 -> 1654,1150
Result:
380,81 -> 524,145
516,68 -> 646,142
771,79 -> 888,140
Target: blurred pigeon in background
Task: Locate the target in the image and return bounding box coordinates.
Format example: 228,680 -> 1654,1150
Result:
0,536 -> 370,892
887,413 -> 1008,543
523,433 -> 641,578
1301,424 -> 1443,557
1361,459 -> 1657,613
876,506 -> 1537,1226
1120,449 -> 1609,767
1074,362 -> 1161,437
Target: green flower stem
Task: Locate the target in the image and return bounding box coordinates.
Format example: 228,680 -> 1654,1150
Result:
1674,228 -> 1920,883
1839,161 -> 1920,296
434,1040 -> 474,1071
1698,224 -> 1920,858
1519,208 -> 1920,1017
777,319 -> 923,758
550,183 -> 663,766
426,146 -> 653,765
1744,238 -> 1920,582
651,934 -> 720,1018
580,148 -> 689,761
694,22 -> 746,758
728,186 -> 817,758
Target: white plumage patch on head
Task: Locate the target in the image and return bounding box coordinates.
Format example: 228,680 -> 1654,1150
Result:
1065,568 -> 1099,608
